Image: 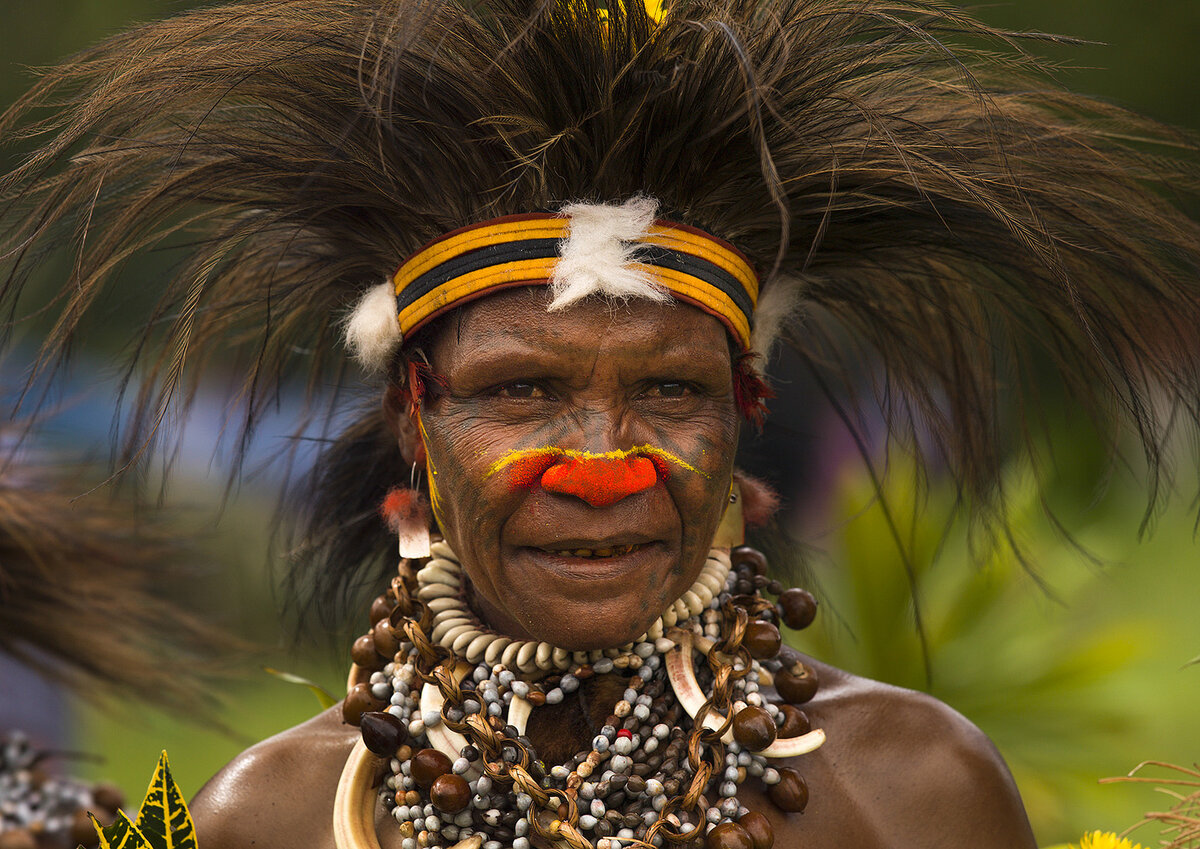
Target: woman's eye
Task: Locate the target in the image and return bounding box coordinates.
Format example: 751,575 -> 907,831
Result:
498,381 -> 545,399
649,382 -> 689,398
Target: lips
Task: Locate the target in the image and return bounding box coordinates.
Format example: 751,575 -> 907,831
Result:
537,542 -> 649,559
511,539 -> 669,583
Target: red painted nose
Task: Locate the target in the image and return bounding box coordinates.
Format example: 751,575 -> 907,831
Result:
540,454 -> 660,507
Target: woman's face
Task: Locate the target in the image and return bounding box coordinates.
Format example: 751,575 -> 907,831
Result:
407,287 -> 740,650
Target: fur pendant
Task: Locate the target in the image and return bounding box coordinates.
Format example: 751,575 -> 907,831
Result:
380,487 -> 432,559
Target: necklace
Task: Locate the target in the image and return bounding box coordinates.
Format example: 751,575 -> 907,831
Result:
336,543 -> 824,849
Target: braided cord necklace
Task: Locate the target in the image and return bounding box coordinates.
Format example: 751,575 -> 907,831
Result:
336,543 -> 824,849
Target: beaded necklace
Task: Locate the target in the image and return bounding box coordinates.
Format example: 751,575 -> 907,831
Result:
336,542 -> 824,849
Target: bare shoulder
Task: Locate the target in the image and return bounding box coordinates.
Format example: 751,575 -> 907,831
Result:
752,652 -> 1037,849
189,706 -> 357,849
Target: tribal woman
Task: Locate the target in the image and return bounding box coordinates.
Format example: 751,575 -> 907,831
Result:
3,0 -> 1200,847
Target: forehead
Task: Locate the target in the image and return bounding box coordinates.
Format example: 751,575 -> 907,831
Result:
424,286 -> 733,366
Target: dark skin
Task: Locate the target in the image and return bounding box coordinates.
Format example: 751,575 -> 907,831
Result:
192,289 -> 1037,848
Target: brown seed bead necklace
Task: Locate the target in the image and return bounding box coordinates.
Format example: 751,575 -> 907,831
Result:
336,545 -> 824,849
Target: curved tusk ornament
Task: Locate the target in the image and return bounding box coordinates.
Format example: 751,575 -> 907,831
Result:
666,630 -> 826,759
419,664 -> 482,778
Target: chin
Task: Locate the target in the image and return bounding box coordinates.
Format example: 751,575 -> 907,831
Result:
504,587 -> 676,651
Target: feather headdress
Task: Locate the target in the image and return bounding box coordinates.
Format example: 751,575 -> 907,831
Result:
2,0 -> 1199,620
0,439 -> 231,712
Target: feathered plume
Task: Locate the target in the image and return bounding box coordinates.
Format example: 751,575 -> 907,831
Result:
1,0 -> 1199,623
0,441 -> 232,712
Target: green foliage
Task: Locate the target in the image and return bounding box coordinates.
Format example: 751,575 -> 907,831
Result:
787,450 -> 1200,844
263,667 -> 339,710
81,752 -> 197,849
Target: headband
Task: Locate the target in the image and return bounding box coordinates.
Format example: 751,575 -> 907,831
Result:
391,212 -> 759,349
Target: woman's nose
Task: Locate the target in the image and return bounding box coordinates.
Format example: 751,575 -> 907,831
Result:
539,452 -> 660,507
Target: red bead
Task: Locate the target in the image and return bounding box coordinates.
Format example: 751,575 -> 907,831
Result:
775,660 -> 819,705
777,588 -> 818,630
731,705 -> 778,751
767,767 -> 809,813
410,748 -> 453,790
737,811 -> 775,849
706,821 -> 754,849
617,729 -> 633,739
430,773 -> 471,813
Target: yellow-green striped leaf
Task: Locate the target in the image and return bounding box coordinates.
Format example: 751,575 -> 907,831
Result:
133,751 -> 198,849
91,810 -> 152,849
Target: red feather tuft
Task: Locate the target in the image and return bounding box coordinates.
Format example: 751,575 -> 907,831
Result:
379,487 -> 428,533
733,353 -> 774,431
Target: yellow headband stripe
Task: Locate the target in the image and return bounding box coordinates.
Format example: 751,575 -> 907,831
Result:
392,213 -> 758,349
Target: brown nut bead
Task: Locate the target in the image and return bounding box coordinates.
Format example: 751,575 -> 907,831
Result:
342,682 -> 386,726
429,773 -> 471,813
731,705 -> 778,751
360,711 -> 409,757
372,619 -> 401,658
351,633 -> 383,668
731,546 -> 768,577
775,661 -> 819,705
767,767 -> 809,813
737,811 -> 775,849
706,821 -> 754,849
777,704 -> 812,738
369,594 -> 394,626
410,748 -> 454,790
742,621 -> 782,660
777,588 -> 818,630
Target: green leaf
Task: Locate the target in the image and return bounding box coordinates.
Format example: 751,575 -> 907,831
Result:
133,751 -> 198,849
91,810 -> 152,849
264,665 -> 338,709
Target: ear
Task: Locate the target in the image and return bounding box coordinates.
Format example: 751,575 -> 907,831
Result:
382,383 -> 427,468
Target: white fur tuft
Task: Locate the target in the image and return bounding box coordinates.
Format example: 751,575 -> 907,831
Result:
548,197 -> 670,311
345,281 -> 403,372
750,275 -> 805,359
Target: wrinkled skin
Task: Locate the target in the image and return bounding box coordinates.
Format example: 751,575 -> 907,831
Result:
192,291 -> 1037,848
410,288 -> 739,649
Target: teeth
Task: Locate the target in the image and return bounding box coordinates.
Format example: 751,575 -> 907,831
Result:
545,543 -> 645,558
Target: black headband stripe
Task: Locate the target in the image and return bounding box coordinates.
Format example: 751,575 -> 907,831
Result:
632,244 -> 757,324
394,237 -> 755,326
396,238 -> 562,312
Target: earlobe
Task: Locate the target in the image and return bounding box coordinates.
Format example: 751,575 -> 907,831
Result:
382,384 -> 427,469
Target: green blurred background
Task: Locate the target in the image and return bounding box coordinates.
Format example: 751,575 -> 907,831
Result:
2,2 -> 1198,846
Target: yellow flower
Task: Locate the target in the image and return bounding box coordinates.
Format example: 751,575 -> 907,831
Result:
1074,832 -> 1146,849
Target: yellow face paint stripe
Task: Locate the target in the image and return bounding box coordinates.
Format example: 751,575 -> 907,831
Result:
416,411 -> 446,533
484,444 -> 709,480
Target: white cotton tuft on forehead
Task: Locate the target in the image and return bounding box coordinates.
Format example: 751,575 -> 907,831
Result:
548,197 -> 671,311
345,280 -> 402,372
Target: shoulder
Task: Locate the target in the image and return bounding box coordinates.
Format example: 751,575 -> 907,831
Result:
189,706 -> 358,849
755,652 -> 1037,849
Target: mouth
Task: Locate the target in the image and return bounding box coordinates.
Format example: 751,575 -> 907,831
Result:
536,542 -> 651,559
